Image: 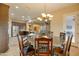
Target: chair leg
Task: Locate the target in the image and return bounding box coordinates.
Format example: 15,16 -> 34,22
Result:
66,52 -> 70,56
68,53 -> 70,56
20,52 -> 21,56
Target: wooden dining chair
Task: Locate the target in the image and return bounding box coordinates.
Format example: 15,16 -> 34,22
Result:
17,31 -> 36,56
17,31 -> 26,56
67,34 -> 73,56
60,32 -> 65,44
54,34 -> 73,56
35,37 -> 53,56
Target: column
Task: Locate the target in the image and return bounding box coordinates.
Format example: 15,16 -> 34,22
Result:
0,3 -> 9,53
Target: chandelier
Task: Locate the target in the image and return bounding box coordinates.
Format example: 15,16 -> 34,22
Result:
37,4 -> 53,22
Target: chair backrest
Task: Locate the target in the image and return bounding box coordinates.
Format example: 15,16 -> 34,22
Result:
63,34 -> 73,56
60,32 -> 65,44
68,34 -> 73,53
35,37 -> 53,56
17,31 -> 28,56
17,34 -> 24,56
63,35 -> 70,55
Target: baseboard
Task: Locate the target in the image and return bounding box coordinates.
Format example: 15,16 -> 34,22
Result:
71,45 -> 79,48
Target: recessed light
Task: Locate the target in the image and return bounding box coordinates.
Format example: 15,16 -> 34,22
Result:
16,6 -> 19,8
28,20 -> 32,23
11,13 -> 14,16
22,16 -> 25,18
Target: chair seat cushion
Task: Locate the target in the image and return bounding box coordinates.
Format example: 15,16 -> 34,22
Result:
54,47 -> 63,53
23,45 -> 35,55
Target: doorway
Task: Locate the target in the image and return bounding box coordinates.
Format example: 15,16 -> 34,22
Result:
12,26 -> 19,37
11,22 -> 26,37
65,16 -> 75,43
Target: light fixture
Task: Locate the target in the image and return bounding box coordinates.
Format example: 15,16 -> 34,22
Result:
11,13 -> 14,16
16,6 -> 19,8
21,16 -> 25,20
45,19 -> 48,22
22,16 -> 25,18
37,4 -> 53,22
25,16 -> 33,23
41,13 -> 46,18
37,17 -> 42,21
28,20 -> 32,23
47,14 -> 53,17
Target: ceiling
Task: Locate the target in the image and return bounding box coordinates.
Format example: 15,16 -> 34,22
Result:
5,3 -> 76,21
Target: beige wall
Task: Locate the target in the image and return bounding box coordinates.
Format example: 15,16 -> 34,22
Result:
51,4 -> 79,37
0,4 -> 9,52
